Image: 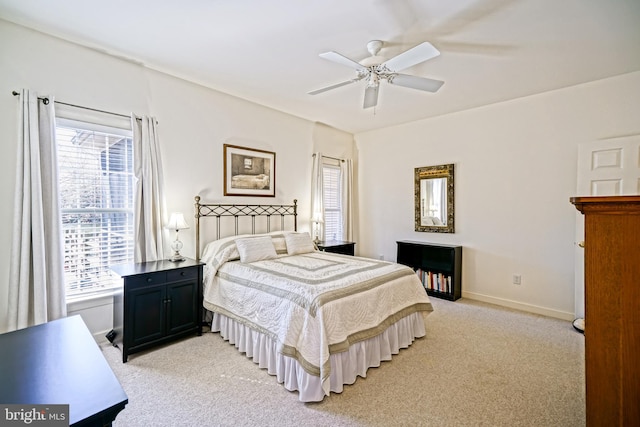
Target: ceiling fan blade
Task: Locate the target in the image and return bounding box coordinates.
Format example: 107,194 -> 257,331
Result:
308,79 -> 357,95
319,51 -> 366,71
363,85 -> 379,109
381,42 -> 440,72
389,74 -> 444,92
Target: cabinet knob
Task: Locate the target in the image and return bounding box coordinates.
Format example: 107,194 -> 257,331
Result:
180,271 -> 185,276
147,277 -> 153,282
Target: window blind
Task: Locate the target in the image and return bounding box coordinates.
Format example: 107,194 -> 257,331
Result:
322,164 -> 342,241
56,121 -> 135,298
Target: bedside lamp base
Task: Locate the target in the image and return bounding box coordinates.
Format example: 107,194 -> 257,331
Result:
170,253 -> 185,262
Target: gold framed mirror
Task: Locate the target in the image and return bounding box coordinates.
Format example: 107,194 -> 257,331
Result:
415,164 -> 455,233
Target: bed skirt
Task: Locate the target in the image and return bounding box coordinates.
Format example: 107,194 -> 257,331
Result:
210,311 -> 427,402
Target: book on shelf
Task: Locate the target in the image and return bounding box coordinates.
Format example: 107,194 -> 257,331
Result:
414,268 -> 452,293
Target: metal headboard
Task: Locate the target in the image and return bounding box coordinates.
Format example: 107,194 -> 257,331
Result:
194,196 -> 298,261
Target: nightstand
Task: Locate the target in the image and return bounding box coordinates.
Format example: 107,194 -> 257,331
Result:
111,258 -> 204,362
316,240 -> 356,256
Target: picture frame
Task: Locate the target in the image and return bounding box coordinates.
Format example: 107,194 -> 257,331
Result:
223,144 -> 276,197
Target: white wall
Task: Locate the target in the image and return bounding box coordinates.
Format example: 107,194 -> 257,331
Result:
0,20 -> 354,337
1,17 -> 637,335
355,71 -> 640,319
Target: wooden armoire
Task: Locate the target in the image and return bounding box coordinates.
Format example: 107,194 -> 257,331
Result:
570,195 -> 640,426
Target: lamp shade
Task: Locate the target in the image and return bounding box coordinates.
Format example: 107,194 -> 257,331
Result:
166,212 -> 189,230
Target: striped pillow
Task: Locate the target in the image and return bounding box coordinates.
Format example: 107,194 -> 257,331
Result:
285,232 -> 316,255
235,236 -> 277,263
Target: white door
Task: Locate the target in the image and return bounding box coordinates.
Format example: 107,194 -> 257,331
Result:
574,135 -> 640,318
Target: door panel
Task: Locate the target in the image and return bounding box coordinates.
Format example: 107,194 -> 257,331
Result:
575,135 -> 640,318
128,285 -> 165,347
166,281 -> 197,335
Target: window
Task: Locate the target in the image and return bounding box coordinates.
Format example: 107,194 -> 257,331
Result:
56,119 -> 135,298
322,163 -> 342,241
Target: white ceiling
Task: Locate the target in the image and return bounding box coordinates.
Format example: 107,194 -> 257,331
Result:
1,0 -> 639,134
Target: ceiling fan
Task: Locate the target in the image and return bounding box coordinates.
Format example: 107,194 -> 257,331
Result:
309,40 -> 444,109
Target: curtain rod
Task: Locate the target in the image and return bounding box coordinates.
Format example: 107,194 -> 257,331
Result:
312,153 -> 345,162
12,90 -> 133,120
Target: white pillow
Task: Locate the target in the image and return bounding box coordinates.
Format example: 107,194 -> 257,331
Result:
235,236 -> 277,263
285,232 -> 316,255
267,231 -> 293,254
432,216 -> 444,226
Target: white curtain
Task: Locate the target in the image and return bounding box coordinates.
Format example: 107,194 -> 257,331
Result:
310,153 -> 325,240
7,90 -> 66,331
340,159 -> 354,241
132,115 -> 166,262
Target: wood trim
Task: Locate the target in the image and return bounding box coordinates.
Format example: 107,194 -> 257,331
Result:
570,195 -> 640,214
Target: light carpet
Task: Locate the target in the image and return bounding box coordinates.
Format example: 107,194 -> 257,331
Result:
102,298 -> 585,427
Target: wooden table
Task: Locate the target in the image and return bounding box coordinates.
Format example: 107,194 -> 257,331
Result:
0,315 -> 128,426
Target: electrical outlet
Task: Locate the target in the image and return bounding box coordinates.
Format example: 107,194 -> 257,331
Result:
513,274 -> 522,285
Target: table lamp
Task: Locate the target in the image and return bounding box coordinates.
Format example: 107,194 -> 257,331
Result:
167,212 -> 189,262
311,213 -> 324,244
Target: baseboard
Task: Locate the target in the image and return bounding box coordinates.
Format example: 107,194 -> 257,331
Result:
94,329 -> 112,345
461,291 -> 575,321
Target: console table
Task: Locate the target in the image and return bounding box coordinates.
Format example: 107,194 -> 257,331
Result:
0,315 -> 128,426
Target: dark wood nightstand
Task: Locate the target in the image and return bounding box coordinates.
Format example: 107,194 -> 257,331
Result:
316,240 -> 356,256
111,258 -> 204,362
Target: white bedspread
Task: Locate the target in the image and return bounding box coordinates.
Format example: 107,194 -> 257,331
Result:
201,235 -> 433,396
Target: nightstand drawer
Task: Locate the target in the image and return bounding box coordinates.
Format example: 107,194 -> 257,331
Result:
126,271 -> 167,288
167,268 -> 198,282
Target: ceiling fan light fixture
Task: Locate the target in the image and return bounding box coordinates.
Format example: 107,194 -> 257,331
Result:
367,73 -> 380,88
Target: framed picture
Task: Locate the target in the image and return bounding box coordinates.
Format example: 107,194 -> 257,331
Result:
223,144 -> 276,197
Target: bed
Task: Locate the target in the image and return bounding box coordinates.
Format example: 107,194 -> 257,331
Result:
195,197 -> 433,402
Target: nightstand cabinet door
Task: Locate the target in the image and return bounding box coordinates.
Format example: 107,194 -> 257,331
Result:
166,281 -> 198,335
127,284 -> 166,347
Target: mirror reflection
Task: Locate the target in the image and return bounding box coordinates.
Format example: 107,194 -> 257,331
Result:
420,177 -> 447,226
415,164 -> 455,233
